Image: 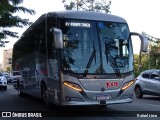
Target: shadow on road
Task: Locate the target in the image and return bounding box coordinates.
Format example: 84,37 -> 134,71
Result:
139,96 -> 160,101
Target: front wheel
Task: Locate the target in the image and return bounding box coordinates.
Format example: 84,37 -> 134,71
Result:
41,83 -> 52,107
135,86 -> 143,98
18,88 -> 24,97
17,80 -> 25,97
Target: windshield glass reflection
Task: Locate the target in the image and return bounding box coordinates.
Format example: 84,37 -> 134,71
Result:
98,22 -> 133,74
61,20 -> 100,73
60,20 -> 133,74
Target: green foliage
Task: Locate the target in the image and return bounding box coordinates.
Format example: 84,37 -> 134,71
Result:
62,0 -> 111,13
134,53 -> 149,77
6,66 -> 11,73
148,44 -> 160,69
0,0 -> 35,40
134,40 -> 160,77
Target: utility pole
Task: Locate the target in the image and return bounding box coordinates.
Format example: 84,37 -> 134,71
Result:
91,0 -> 94,11
77,0 -> 79,10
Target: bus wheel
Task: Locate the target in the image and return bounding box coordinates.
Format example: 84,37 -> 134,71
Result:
135,86 -> 143,98
17,80 -> 23,97
41,83 -> 51,107
18,88 -> 23,97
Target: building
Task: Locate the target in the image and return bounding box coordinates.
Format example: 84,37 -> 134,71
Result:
3,48 -> 13,72
0,63 -> 2,72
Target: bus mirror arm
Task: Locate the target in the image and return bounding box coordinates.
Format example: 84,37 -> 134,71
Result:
52,27 -> 63,49
130,32 -> 148,53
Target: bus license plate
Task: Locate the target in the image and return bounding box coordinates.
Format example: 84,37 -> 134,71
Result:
96,95 -> 110,101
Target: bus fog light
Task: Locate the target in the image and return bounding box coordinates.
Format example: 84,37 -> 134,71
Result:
121,80 -> 134,91
63,81 -> 83,92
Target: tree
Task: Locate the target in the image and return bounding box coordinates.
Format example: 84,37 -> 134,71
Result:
134,53 -> 148,77
62,0 -> 111,13
134,36 -> 160,77
0,0 -> 35,41
148,43 -> 160,69
6,66 -> 11,73
142,32 -> 160,69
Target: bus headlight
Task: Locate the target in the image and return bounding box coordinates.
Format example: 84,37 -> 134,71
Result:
121,80 -> 134,91
63,81 -> 83,92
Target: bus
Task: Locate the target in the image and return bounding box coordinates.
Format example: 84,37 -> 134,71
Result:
12,11 -> 148,107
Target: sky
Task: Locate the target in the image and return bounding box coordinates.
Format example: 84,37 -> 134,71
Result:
1,0 -> 160,63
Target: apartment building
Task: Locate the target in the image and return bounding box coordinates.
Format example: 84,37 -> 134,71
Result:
0,63 -> 2,71
3,48 -> 13,72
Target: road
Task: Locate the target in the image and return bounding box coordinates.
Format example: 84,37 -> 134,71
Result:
0,85 -> 160,120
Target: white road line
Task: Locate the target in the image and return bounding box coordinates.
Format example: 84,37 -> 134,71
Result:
147,104 -> 160,108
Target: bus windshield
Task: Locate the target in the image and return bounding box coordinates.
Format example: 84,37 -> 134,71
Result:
60,19 -> 133,75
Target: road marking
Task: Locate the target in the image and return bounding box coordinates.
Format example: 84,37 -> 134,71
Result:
147,104 -> 160,108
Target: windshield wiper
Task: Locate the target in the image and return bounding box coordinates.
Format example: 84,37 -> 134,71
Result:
104,41 -> 121,77
83,41 -> 96,77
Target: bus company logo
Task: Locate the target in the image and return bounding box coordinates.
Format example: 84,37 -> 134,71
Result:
106,82 -> 118,88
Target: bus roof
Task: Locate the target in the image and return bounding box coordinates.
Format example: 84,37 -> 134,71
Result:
48,10 -> 127,23
18,10 -> 127,42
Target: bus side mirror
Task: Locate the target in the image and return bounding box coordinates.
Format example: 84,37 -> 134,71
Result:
139,34 -> 148,52
51,28 -> 63,49
130,32 -> 148,52
130,32 -> 148,72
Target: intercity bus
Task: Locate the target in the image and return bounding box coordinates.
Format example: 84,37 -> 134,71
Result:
12,11 -> 148,106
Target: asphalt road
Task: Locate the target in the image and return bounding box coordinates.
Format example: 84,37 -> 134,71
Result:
0,85 -> 160,120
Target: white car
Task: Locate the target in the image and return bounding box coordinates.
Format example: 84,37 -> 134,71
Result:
2,72 -> 12,83
0,73 -> 7,90
11,71 -> 22,83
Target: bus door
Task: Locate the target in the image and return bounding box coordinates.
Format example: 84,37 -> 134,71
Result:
47,35 -> 61,103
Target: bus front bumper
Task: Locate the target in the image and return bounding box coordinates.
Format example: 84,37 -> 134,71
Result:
61,83 -> 134,106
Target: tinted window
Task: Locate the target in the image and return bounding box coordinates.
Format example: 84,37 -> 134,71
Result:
150,71 -> 159,79
142,72 -> 149,78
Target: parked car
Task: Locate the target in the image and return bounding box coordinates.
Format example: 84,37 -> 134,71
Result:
2,72 -> 12,83
11,71 -> 22,83
2,72 -> 9,78
135,69 -> 160,98
0,72 -> 7,90
7,74 -> 13,83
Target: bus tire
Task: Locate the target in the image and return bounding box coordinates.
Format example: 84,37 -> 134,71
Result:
41,83 -> 51,107
135,86 -> 143,98
17,85 -> 25,97
18,88 -> 24,97
17,79 -> 24,97
18,85 -> 24,97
